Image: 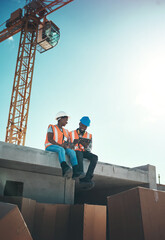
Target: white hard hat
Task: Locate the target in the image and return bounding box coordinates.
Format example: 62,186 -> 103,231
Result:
55,111 -> 69,120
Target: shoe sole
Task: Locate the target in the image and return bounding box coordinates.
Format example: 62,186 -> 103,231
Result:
79,173 -> 86,179
72,172 -> 86,180
63,168 -> 72,177
79,181 -> 95,190
80,185 -> 95,191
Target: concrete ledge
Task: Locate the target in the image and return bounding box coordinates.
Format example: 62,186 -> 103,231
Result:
0,141 -> 157,204
0,141 -> 75,204
0,141 -> 62,176
94,162 -> 148,185
0,141 -> 152,181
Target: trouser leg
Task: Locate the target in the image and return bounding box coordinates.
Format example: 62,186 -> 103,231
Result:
76,151 -> 84,172
45,145 -> 66,163
83,151 -> 98,179
45,145 -> 71,177
65,148 -> 78,166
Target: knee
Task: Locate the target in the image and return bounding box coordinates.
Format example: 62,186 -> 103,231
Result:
92,154 -> 98,163
76,151 -> 83,157
66,148 -> 77,159
70,149 -> 76,158
59,147 -> 65,155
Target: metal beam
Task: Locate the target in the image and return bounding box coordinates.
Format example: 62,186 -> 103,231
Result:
5,19 -> 38,145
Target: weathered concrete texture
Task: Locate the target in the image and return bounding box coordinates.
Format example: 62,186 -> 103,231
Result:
0,141 -> 75,204
0,141 -> 63,175
132,165 -> 157,189
0,141 -> 157,205
0,168 -> 74,204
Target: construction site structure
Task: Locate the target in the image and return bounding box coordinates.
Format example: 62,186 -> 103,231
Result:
0,0 -> 73,145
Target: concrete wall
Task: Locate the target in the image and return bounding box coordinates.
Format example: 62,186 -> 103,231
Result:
0,141 -> 157,205
0,141 -> 75,204
0,168 -> 74,204
132,165 -> 157,190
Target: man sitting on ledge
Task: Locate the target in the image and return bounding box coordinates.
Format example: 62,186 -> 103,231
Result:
70,116 -> 98,190
45,111 -> 83,179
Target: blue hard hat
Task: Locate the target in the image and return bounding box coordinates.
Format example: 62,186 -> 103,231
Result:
80,116 -> 91,127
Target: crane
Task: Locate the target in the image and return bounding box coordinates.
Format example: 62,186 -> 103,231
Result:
0,0 -> 73,145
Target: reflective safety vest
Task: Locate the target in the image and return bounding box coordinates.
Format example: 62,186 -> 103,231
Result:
45,124 -> 69,149
69,130 -> 92,151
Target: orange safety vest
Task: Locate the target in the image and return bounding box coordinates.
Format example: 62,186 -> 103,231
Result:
69,130 -> 92,151
45,124 -> 69,149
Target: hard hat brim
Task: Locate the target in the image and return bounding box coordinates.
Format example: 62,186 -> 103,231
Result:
56,115 -> 70,120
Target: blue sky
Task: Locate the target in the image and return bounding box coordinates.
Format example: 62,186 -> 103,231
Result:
0,0 -> 165,183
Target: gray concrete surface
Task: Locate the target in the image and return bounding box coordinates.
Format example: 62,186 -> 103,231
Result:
0,141 -> 75,204
0,168 -> 74,204
0,141 -> 157,204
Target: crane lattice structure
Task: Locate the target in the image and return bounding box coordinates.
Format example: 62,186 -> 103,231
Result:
0,0 -> 73,145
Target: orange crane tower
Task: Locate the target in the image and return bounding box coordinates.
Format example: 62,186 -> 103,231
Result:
0,0 -> 73,145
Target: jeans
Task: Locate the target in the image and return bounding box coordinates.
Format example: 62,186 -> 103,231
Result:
46,145 -> 78,166
75,151 -> 98,179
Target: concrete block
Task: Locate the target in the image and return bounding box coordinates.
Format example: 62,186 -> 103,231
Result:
0,168 -> 74,204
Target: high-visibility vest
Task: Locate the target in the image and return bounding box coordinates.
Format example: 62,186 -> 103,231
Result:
69,130 -> 92,151
45,124 -> 69,149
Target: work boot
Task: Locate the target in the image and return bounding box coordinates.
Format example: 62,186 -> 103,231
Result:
79,172 -> 86,179
61,162 -> 71,177
79,176 -> 95,190
72,165 -> 85,179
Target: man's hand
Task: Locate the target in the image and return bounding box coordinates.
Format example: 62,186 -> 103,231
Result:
73,139 -> 79,144
68,139 -> 78,149
79,139 -> 89,148
61,141 -> 69,149
70,138 -> 91,149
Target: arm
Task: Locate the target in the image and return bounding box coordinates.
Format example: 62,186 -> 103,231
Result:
47,128 -> 66,148
68,139 -> 79,149
87,138 -> 92,152
68,131 -> 79,149
48,132 -> 60,146
73,139 -> 79,144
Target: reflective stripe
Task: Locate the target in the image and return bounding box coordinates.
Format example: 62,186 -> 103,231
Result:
65,129 -> 69,137
54,126 -> 58,142
72,131 -> 75,141
45,142 -> 52,147
87,132 -> 90,139
45,124 -> 69,148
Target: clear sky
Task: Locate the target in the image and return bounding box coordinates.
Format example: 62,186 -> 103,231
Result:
0,0 -> 165,184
